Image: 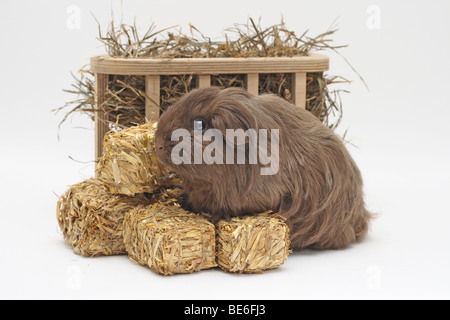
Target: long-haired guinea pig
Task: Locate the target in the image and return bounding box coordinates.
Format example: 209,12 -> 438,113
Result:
155,87 -> 371,250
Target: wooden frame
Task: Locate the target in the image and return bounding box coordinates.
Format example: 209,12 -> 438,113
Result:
90,53 -> 329,161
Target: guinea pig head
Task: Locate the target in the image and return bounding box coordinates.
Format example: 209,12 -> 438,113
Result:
155,87 -> 261,192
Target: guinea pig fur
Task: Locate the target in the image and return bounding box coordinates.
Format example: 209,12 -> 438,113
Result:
155,87 -> 371,250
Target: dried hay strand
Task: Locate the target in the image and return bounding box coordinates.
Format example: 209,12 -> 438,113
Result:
216,212 -> 291,273
306,73 -> 350,130
123,204 -> 217,275
96,17 -> 345,59
259,73 -> 293,103
56,18 -> 355,131
96,121 -> 180,196
57,178 -> 152,257
54,67 -> 148,131
160,74 -> 197,112
211,74 -> 247,89
103,74 -> 147,128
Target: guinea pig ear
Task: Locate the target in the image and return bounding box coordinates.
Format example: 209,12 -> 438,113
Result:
210,97 -> 258,145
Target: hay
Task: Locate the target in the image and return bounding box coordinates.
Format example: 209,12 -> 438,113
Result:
259,73 -> 293,103
55,18 -> 353,131
216,212 -> 291,273
57,178 -> 152,257
96,121 -> 180,196
96,17 -> 345,59
211,74 -> 247,89
103,74 -> 148,128
123,204 -> 217,275
160,74 -> 197,112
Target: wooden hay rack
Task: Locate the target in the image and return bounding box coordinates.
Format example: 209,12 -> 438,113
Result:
90,54 -> 329,161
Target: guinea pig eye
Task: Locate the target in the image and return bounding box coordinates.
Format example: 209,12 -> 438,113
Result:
194,119 -> 207,132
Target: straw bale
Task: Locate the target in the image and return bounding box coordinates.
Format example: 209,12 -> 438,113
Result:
123,204 -> 217,275
147,186 -> 184,207
96,122 -> 181,196
57,178 -> 152,257
216,213 -> 291,273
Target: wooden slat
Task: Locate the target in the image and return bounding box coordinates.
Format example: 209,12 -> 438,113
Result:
246,73 -> 259,96
94,73 -> 109,167
145,75 -> 160,122
197,74 -> 211,88
91,54 -> 329,75
291,72 -> 307,109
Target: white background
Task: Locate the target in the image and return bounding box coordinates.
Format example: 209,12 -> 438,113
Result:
0,0 -> 449,300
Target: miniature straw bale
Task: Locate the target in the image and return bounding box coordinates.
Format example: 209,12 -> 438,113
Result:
123,204 -> 217,275
57,178 -> 151,257
96,122 -> 180,196
216,213 -> 291,273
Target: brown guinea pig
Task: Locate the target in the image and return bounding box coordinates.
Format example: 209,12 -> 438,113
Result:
155,87 -> 371,250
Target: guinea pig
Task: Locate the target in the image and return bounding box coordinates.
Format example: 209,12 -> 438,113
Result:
155,87 -> 371,250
